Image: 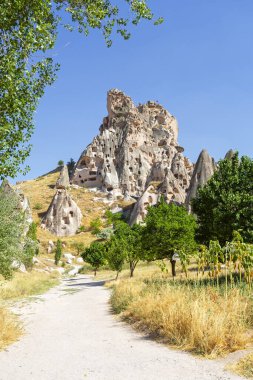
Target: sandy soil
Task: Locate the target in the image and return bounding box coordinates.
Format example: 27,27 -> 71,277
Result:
0,275 -> 244,380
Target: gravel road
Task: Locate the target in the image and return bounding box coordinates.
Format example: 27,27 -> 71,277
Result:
0,275 -> 243,380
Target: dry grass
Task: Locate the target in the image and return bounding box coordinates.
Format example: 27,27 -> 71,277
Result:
16,172 -> 105,253
0,270 -> 59,351
16,171 -> 134,254
0,271 -> 59,301
110,272 -> 253,358
0,307 -> 22,350
230,353 -> 253,378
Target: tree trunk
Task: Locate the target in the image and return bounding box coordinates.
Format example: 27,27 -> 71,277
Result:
130,263 -> 135,277
170,259 -> 176,277
94,269 -> 97,276
115,271 -> 119,280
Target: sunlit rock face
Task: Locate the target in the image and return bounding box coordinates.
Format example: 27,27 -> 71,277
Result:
41,190 -> 82,237
56,165 -> 70,189
185,149 -> 216,212
72,89 -> 193,199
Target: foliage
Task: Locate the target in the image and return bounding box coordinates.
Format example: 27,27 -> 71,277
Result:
23,222 -> 39,269
54,239 -> 62,265
192,153 -> 253,244
143,198 -> 197,276
34,202 -> 43,210
106,236 -> 125,279
57,160 -> 64,166
0,0 -> 162,178
81,241 -> 106,275
90,218 -> 102,235
0,188 -> 25,279
96,227 -> 113,240
67,158 -> 76,177
77,225 -> 86,233
104,209 -> 122,226
0,0 -> 58,178
112,221 -> 144,277
71,241 -> 85,255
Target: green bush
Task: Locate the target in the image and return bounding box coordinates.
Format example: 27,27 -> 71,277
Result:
0,188 -> 25,279
54,240 -> 62,265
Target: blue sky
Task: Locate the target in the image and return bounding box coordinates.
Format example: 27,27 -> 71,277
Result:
15,0 -> 253,182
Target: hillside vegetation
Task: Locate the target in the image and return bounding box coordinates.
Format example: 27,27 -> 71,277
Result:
16,170 -> 129,254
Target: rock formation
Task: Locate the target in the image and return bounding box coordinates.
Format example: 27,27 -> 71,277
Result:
56,165 -> 70,189
130,168 -> 188,225
41,190 -> 82,237
185,149 -> 216,211
72,89 -> 193,199
224,149 -> 236,160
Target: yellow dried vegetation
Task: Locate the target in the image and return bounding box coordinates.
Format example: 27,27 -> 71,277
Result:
230,353 -> 253,379
16,171 -> 109,253
0,271 -> 59,301
110,273 -> 253,358
0,271 -> 59,350
0,308 -> 22,350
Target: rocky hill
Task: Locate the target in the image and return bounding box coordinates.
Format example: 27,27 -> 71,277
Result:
16,89 -> 224,243
72,89 -> 193,202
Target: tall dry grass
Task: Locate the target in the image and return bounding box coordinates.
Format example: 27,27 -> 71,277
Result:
111,278 -> 253,357
230,353 -> 253,379
0,308 -> 22,350
0,271 -> 59,301
0,271 -> 59,350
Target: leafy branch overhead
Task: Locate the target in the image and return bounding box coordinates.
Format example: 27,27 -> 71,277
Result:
0,0 -> 163,179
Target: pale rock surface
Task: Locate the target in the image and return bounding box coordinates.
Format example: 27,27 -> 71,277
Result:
73,89 -> 193,199
130,167 -> 188,225
225,149 -> 236,160
63,253 -> 75,260
47,240 -> 55,254
185,149 -> 216,211
41,190 -> 82,237
56,165 -> 70,189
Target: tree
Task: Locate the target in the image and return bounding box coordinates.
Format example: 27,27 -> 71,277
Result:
90,218 -> 102,235
81,241 -> 106,276
54,239 -> 62,265
23,222 -> 39,269
67,158 -> 76,177
192,153 -> 253,245
0,188 -> 25,279
106,237 -> 125,279
113,221 -> 144,277
104,209 -> 122,226
0,1 -> 162,179
71,241 -> 85,255
143,198 -> 197,277
58,160 -> 64,167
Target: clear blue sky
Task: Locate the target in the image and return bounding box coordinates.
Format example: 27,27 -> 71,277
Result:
15,0 -> 253,182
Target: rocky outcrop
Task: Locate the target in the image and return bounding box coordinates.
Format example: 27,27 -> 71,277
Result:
41,190 -> 82,237
72,89 -> 193,199
56,165 -> 70,189
129,167 -> 187,225
224,149 -> 236,160
185,149 -> 216,211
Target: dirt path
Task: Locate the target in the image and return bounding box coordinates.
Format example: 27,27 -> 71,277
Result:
0,275 -> 243,380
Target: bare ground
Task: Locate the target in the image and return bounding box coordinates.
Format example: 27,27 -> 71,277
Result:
0,275 -> 245,380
